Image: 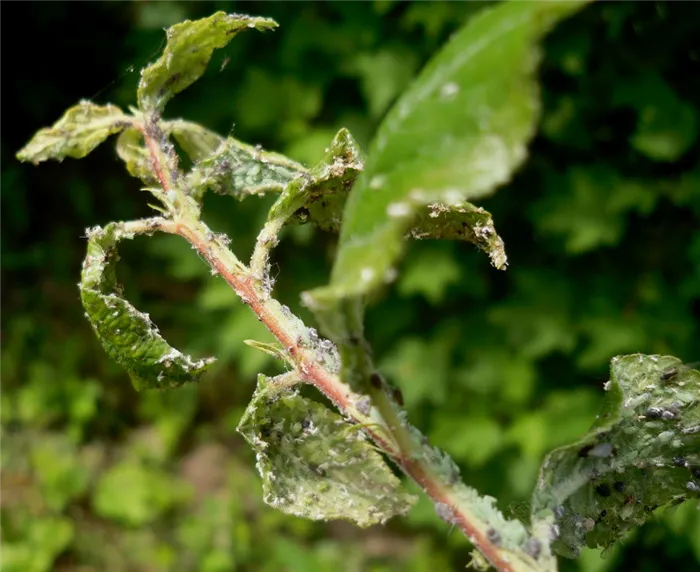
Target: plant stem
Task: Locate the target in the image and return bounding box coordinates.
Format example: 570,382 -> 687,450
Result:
136,124 -> 550,572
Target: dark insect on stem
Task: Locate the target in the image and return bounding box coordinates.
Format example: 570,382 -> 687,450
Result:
486,528 -> 501,546
370,373 -> 383,389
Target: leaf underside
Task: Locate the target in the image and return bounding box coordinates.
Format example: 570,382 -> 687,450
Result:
237,375 -> 416,527
532,354 -> 700,558
79,223 -> 215,391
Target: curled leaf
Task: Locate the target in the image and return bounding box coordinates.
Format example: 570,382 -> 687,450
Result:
165,119 -> 224,162
531,354 -> 700,558
237,375 -> 416,526
138,12 -> 277,113
17,101 -> 128,164
186,135 -> 307,201
411,200 -> 507,270
115,127 -> 158,184
266,128 -> 364,229
305,1 -> 588,333
79,222 -> 215,390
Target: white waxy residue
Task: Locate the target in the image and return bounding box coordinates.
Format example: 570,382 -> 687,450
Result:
440,82 -> 459,99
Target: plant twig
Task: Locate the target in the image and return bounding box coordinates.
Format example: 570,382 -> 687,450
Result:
136,122 -> 544,572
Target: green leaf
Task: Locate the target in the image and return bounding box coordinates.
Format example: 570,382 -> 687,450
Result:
16,100 -> 128,164
264,128 -> 364,230
137,12 -> 278,113
531,354 -> 700,558
116,127 -> 159,184
237,374 -> 416,527
79,222 -> 215,391
165,119 -> 224,162
409,202 -> 507,269
613,73 -> 699,163
93,459 -> 190,526
307,1 -> 587,324
186,135 -> 307,201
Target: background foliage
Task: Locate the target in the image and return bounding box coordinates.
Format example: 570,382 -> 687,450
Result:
2,2 -> 699,571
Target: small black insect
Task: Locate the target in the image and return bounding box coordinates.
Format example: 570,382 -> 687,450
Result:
596,483 -> 611,497
487,528 -> 501,546
644,407 -> 663,419
673,456 -> 688,468
370,373 -> 383,389
613,481 -> 625,493
660,361 -> 699,381
300,419 -> 312,431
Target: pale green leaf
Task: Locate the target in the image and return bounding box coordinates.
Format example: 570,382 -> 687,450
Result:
186,135 -> 307,201
16,100 -> 128,164
237,375 -> 416,527
265,128 -> 364,230
79,222 -> 215,391
92,460 -> 189,526
116,127 -> 159,184
165,119 -> 224,162
531,355 -> 700,558
307,1 -> 587,321
138,12 -> 277,113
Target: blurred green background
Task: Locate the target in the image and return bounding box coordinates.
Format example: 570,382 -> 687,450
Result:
2,2 -> 699,571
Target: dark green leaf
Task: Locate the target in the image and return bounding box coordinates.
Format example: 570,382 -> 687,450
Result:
308,1 -> 587,318
16,101 -> 128,164
137,12 -> 277,113
79,222 -> 215,391
237,374 -> 416,526
531,354 -> 700,558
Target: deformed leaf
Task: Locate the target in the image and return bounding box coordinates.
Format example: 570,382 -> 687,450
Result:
16,100 -> 128,165
138,12 -> 278,113
185,134 -> 307,201
531,354 -> 700,558
237,375 -> 416,526
166,119 -> 224,162
115,127 -> 158,184
307,1 -> 588,315
79,222 -> 215,391
410,201 -> 506,270
266,128 -> 364,230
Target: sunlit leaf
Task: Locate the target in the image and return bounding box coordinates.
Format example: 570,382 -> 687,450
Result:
16,101 -> 128,164
531,354 -> 700,558
307,1 -> 587,327
138,12 -> 277,113
79,222 -> 215,391
237,374 -> 416,526
265,128 -> 364,229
